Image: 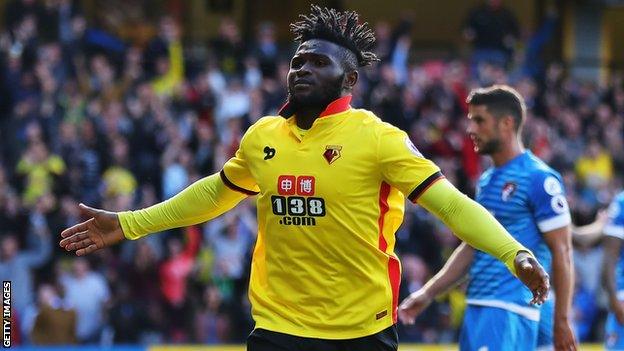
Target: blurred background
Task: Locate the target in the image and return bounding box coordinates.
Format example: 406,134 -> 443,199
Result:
0,0 -> 622,348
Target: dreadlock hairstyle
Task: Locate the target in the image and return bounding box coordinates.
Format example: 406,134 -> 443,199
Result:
290,5 -> 379,69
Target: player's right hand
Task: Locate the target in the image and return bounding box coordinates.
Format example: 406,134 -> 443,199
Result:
59,203 -> 125,256
397,289 -> 433,325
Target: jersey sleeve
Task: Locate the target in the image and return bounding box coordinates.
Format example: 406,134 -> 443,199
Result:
221,125 -> 260,196
529,170 -> 571,233
118,173 -> 246,240
604,197 -> 624,239
417,178 -> 530,276
378,124 -> 443,201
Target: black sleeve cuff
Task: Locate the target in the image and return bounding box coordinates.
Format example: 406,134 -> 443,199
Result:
219,170 -> 259,196
408,171 -> 444,202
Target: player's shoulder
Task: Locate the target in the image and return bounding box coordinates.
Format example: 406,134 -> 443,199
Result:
242,116 -> 285,139
352,109 -> 405,135
250,115 -> 285,130
523,152 -> 562,179
613,191 -> 624,206
340,108 -> 406,146
348,108 -> 385,126
521,153 -> 566,195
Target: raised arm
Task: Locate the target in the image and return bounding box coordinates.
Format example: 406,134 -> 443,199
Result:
60,172 -> 247,255
21,215 -> 53,267
416,178 -> 550,304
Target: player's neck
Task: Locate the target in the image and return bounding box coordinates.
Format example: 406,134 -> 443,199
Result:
491,140 -> 525,167
294,93 -> 350,129
295,107 -> 325,129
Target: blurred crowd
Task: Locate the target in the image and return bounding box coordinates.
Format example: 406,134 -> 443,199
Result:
0,0 -> 622,346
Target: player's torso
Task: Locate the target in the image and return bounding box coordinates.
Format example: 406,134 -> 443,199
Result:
475,159 -> 539,244
469,155 -> 547,302
243,112 -> 387,236
242,111 -> 405,336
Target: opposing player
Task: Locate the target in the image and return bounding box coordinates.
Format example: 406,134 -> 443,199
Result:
602,192 -> 624,351
60,7 -> 549,350
399,85 -> 577,351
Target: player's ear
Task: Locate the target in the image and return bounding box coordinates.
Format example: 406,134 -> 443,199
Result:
502,115 -> 515,132
344,70 -> 358,90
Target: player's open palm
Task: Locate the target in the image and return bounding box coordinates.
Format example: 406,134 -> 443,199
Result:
59,203 -> 125,256
398,289 -> 433,325
514,252 -> 550,304
554,318 -> 577,351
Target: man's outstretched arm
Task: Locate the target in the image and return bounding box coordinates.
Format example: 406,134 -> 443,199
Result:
60,172 -> 247,255
415,178 -> 550,304
399,242 -> 474,324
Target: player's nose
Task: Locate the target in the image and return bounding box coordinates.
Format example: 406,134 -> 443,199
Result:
295,62 -> 313,77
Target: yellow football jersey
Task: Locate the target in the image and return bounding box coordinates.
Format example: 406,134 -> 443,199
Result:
221,96 -> 442,339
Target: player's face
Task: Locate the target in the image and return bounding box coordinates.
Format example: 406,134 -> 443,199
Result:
287,39 -> 346,109
467,104 -> 503,155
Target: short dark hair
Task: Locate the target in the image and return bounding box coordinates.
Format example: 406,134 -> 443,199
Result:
466,85 -> 526,131
290,5 -> 379,70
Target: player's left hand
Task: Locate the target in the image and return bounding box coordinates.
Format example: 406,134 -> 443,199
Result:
514,251 -> 550,304
554,317 -> 577,351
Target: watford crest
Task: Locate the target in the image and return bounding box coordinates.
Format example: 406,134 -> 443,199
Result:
323,145 -> 342,164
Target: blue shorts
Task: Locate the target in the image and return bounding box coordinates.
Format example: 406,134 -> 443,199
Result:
606,312 -> 624,351
460,305 -> 538,351
537,299 -> 554,350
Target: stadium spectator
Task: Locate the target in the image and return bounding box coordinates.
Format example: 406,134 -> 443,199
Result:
249,22 -> 281,78
210,18 -> 245,76
194,284 -> 230,343
463,0 -> 520,71
161,146 -> 192,200
159,226 -> 201,342
120,240 -> 165,343
16,138 -> 66,206
29,283 -> 77,345
0,202 -> 52,334
397,253 -> 450,343
150,17 -> 184,97
575,138 -> 614,190
205,210 -> 254,297
59,258 -> 110,343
